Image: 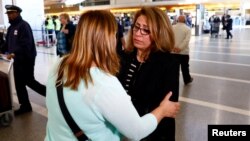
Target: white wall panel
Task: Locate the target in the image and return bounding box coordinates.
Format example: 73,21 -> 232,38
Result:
0,0 -> 13,27
16,0 -> 45,30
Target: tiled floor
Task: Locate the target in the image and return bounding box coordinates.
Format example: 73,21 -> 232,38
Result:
0,27 -> 250,141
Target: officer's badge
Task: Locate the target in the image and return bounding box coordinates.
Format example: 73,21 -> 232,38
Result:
14,30 -> 18,35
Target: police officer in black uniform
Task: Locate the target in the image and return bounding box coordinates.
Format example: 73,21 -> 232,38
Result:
1,5 -> 46,115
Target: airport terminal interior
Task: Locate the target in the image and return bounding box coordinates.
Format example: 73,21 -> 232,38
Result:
1,0 -> 250,141
1,26 -> 250,141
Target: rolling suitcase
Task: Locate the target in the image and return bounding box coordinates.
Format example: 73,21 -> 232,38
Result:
0,71 -> 12,112
0,59 -> 14,126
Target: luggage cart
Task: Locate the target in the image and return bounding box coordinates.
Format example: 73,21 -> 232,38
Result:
210,22 -> 220,38
0,57 -> 14,126
35,25 -> 54,48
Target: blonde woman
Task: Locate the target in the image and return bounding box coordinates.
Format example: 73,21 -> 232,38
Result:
56,13 -> 75,57
45,10 -> 179,141
117,7 -> 180,141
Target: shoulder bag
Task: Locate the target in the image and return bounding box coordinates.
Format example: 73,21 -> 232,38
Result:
56,81 -> 91,141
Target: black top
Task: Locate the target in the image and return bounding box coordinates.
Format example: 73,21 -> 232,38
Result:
226,18 -> 233,30
61,21 -> 76,52
121,55 -> 142,95
116,22 -> 124,53
117,50 -> 180,116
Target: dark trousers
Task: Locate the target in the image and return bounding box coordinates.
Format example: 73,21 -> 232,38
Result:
55,30 -> 60,37
178,54 -> 192,83
141,118 -> 175,141
13,58 -> 46,106
46,29 -> 53,43
226,29 -> 232,38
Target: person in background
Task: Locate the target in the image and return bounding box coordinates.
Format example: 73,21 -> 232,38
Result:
221,14 -> 226,30
117,7 -> 180,141
185,13 -> 192,28
225,14 -> 233,39
209,15 -> 215,36
116,19 -> 126,54
172,15 -> 193,85
56,13 -> 75,57
52,15 -> 61,36
1,5 -> 46,115
45,16 -> 54,43
45,10 -> 180,141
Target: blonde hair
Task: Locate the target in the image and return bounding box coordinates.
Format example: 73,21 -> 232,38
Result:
59,13 -> 70,22
126,7 -> 175,53
57,10 -> 119,90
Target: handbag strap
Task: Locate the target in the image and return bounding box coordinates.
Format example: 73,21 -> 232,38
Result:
56,82 -> 89,141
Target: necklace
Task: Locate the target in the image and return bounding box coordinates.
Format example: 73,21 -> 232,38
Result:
136,55 -> 144,63
136,51 -> 149,63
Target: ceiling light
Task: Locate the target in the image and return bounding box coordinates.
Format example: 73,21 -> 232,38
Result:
64,0 -> 85,5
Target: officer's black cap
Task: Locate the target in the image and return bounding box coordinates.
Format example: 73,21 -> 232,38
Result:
5,5 -> 22,14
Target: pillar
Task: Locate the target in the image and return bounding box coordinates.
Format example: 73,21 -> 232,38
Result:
195,4 -> 204,36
